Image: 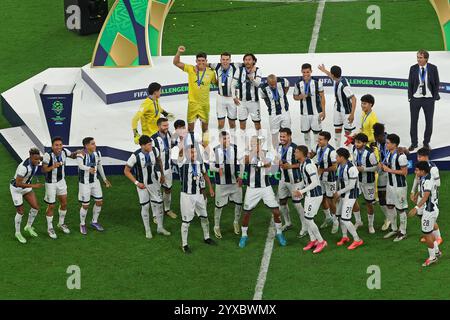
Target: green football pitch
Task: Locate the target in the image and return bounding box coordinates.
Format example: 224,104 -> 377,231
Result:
0,0 -> 448,299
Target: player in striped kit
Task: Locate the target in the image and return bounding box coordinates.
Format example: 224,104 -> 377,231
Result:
381,134 -> 408,242
309,131 -> 339,233
177,144 -> 216,254
232,54 -> 263,134
318,64 -> 357,148
209,53 -> 242,139
124,135 -> 170,239
292,145 -> 327,254
77,137 -> 112,235
42,136 -> 81,239
10,148 -> 43,244
408,161 -> 442,267
260,74 -> 291,149
293,63 -> 326,150
334,148 -> 364,250
373,123 -> 391,231
351,133 -> 378,234
151,118 -> 177,220
275,128 -> 306,237
410,147 -> 443,245
209,131 -> 243,239
239,136 -> 286,248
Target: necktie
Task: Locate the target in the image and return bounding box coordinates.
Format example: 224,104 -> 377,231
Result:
421,67 -> 426,96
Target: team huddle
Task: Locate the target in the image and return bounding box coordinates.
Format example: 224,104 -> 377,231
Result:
9,48 -> 443,267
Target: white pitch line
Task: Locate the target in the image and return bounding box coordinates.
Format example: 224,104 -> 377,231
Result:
253,218 -> 276,300
308,0 -> 326,53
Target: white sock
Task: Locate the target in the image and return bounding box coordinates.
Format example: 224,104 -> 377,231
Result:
340,218 -> 348,238
280,204 -> 291,226
294,202 -> 306,232
181,222 -> 190,246
343,220 -> 360,241
399,211 -> 407,235
380,205 -> 389,220
230,127 -> 237,144
387,207 -> 398,231
307,219 -> 317,241
433,229 -> 441,239
354,211 -> 362,224
304,132 -> 311,150
26,208 -> 38,227
92,205 -> 101,223
214,207 -> 222,228
272,133 -> 279,150
200,216 -> 210,240
312,132 -> 319,149
434,241 -> 439,254
241,226 -> 248,237
234,205 -> 242,224
58,209 -> 67,225
80,207 -> 88,225
46,215 -> 54,230
335,132 -> 342,148
323,208 -> 332,220
163,192 -> 171,213
151,202 -> 164,230
140,204 -> 151,233
368,214 -> 374,228
274,222 -> 282,235
428,247 -> 436,260
14,213 -> 22,233
307,219 -> 323,242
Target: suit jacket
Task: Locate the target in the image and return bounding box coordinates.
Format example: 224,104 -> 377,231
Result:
408,63 -> 440,101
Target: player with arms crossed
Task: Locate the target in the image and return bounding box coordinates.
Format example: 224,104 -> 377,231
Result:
293,63 -> 326,150
334,148 -> 364,250
408,161 -> 442,267
77,137 -> 112,235
351,133 -> 378,233
124,135 -> 170,239
293,146 -> 327,254
260,74 -> 291,149
42,136 -> 81,239
10,148 -> 43,244
381,134 -> 408,242
239,136 -> 286,248
318,64 -> 357,148
276,128 -> 306,236
177,143 -> 216,254
309,131 -> 339,233
410,147 -> 443,245
209,131 -> 243,239
173,46 -> 217,145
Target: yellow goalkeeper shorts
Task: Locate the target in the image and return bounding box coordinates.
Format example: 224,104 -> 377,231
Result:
187,103 -> 210,124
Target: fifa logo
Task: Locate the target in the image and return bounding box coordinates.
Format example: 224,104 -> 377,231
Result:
52,101 -> 64,116
66,5 -> 81,31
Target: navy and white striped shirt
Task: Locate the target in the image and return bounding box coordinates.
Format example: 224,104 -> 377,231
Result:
314,144 -> 337,182
300,158 -> 322,197
294,77 -> 323,115
233,66 -> 263,102
334,77 -> 354,114
419,173 -> 438,212
212,143 -> 239,185
337,161 -> 359,199
126,148 -> 160,185
352,146 -> 378,184
152,132 -> 172,172
243,152 -> 272,188
277,143 -> 301,183
42,148 -> 71,183
260,78 -> 289,116
386,151 -> 408,188
78,151 -> 103,184
210,62 -> 241,97
178,161 -> 207,195
11,158 -> 39,188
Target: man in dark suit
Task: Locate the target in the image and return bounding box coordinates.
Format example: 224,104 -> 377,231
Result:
408,50 -> 440,151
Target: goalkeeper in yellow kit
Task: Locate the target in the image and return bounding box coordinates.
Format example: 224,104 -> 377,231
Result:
132,82 -> 174,144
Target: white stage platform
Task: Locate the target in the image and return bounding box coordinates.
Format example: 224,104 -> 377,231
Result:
2,52 -> 450,173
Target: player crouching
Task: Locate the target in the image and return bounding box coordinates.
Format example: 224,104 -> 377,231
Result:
124,135 -> 171,239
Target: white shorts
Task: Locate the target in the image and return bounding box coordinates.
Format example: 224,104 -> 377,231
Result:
359,182 -> 375,202
278,180 -> 303,203
337,196 -> 356,221
321,180 -> 336,198
215,184 -> 243,208
217,95 -> 237,120
137,183 -> 163,205
334,108 -> 355,131
238,100 -> 261,122
269,112 -> 291,134
386,184 -> 408,210
304,195 -> 323,219
44,179 -> 68,204
78,180 -> 103,204
162,170 -> 173,190
377,171 -> 388,191
180,192 -> 208,222
421,209 -> 438,234
243,186 -> 278,211
301,114 -> 322,133
10,185 -> 33,207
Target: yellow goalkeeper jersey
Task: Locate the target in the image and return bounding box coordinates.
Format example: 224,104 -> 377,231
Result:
360,110 -> 378,144
131,97 -> 165,137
